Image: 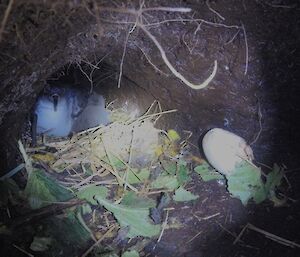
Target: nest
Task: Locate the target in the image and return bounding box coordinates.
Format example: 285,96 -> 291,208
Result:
28,101 -> 179,193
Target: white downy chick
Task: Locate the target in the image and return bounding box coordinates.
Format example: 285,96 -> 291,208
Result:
72,92 -> 109,132
35,91 -> 73,136
34,86 -> 109,137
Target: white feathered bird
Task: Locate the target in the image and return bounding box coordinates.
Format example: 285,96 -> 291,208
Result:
34,86 -> 109,137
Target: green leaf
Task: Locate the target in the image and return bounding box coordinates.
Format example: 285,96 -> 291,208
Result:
227,162 -> 267,205
173,186 -> 199,202
25,169 -> 73,209
194,163 -> 224,182
0,179 -> 20,207
122,250 -> 140,257
167,129 -> 180,142
121,168 -> 150,184
97,253 -> 119,257
77,185 -> 108,205
264,164 -> 285,205
177,162 -> 190,185
151,175 -> 179,190
0,224 -> 11,235
162,160 -> 177,175
252,184 -> 268,204
43,211 -> 91,256
30,237 -> 52,252
109,155 -> 127,170
95,195 -> 161,238
265,164 -> 284,193
122,191 -> 156,208
81,203 -> 93,215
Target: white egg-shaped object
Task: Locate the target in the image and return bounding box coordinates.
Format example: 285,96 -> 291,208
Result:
202,128 -> 253,175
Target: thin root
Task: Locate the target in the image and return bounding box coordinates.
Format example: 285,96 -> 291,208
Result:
139,25 -> 218,90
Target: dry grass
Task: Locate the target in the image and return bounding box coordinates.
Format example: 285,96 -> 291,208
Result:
29,101 -> 177,194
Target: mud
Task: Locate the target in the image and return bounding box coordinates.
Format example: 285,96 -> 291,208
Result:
0,0 -> 300,256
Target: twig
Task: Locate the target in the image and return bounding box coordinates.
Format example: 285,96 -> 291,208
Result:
100,137 -> 138,192
186,230 -> 203,244
225,29 -> 240,45
99,16 -> 240,29
206,0 -> 225,20
77,210 -> 97,242
132,109 -> 177,125
201,212 -> 220,220
143,189 -> 174,195
139,25 -> 218,90
137,44 -> 170,76
81,225 -> 116,257
77,62 -> 94,92
261,1 -> 296,8
193,212 -> 220,221
98,6 -> 191,15
215,221 -> 237,239
143,7 -> 191,13
182,31 -> 198,54
250,97 -> 263,145
234,223 -> 300,248
72,174 -> 97,189
18,140 -> 33,174
0,163 -> 25,181
233,223 -> 249,244
117,27 -> 131,88
6,199 -> 85,228
12,244 -> 34,257
144,18 -> 240,29
0,0 -> 14,43
285,167 -> 300,173
77,180 -> 118,190
153,209 -> 169,250
241,22 -> 248,75
247,223 -> 300,248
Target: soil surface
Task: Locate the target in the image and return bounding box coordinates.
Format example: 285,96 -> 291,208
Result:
0,0 -> 300,257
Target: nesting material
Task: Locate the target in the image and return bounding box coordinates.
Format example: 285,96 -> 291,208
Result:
42,102 -> 169,174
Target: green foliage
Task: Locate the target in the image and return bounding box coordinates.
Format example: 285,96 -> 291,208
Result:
94,195 -> 161,238
24,169 -> 73,209
77,185 -> 108,205
167,129 -> 180,142
194,162 -> 224,181
173,186 -> 199,202
45,212 -> 91,256
0,178 -> 20,207
76,185 -> 160,238
120,168 -> 150,184
176,161 -> 190,185
121,191 -> 156,208
195,160 -> 284,206
122,250 -> 140,257
81,203 -> 93,215
30,237 -> 52,252
227,162 -> 266,205
265,164 -> 284,193
151,175 -> 179,190
109,155 -> 127,170
161,160 -> 177,175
